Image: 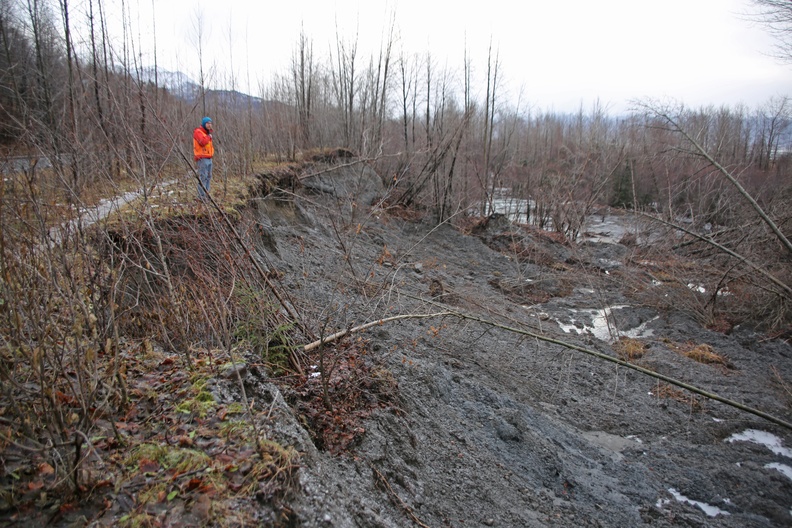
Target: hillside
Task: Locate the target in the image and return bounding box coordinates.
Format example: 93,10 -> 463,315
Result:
242,160 -> 792,527
2,157 -> 791,527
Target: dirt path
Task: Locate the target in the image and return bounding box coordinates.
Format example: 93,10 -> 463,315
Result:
47,180 -> 175,245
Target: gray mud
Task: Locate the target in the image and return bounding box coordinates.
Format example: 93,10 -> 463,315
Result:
238,162 -> 792,527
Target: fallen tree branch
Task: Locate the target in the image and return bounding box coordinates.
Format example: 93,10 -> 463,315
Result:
372,290 -> 792,431
657,109 -> 792,258
451,311 -> 792,429
302,312 -> 453,352
641,212 -> 792,298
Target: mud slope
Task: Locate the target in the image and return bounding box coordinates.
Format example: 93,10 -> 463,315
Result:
247,162 -> 792,527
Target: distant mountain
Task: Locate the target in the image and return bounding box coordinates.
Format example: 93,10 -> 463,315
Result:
204,88 -> 265,112
141,68 -> 201,99
141,67 -> 285,114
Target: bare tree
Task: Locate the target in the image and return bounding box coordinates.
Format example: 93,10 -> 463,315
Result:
331,20 -> 358,149
292,25 -> 314,149
749,0 -> 792,63
192,7 -> 208,115
754,96 -> 791,170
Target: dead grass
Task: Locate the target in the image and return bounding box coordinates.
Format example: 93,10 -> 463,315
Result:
655,383 -> 703,411
663,339 -> 733,369
614,337 -> 648,362
683,344 -> 728,365
0,342 -> 301,527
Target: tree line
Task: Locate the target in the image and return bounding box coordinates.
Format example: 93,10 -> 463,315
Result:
0,0 -> 790,503
2,2 -> 790,228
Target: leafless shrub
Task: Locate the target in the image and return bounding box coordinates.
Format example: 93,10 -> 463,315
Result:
0,167 -> 120,493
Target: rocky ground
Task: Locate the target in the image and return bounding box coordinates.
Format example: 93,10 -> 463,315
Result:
4,159 -> 790,528
241,160 -> 792,527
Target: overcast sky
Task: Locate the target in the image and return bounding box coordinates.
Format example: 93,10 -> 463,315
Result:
108,0 -> 791,114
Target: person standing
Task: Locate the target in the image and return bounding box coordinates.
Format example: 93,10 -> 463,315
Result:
193,117 -> 214,200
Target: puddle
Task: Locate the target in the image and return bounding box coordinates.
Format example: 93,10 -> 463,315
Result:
485,191 -> 660,245
725,429 -> 792,458
556,305 -> 657,343
657,488 -> 730,517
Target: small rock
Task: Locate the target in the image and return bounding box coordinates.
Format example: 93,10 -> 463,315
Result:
193,493 -> 212,520
222,361 -> 247,380
496,421 -> 521,442
484,518 -> 495,526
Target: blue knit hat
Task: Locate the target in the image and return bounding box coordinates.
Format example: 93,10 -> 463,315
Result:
202,117 -> 212,127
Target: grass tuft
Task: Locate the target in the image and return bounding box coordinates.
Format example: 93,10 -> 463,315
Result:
661,338 -> 732,370
614,337 -> 648,362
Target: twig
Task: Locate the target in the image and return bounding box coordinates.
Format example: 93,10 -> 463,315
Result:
658,110 -> 792,258
640,212 -> 792,297
453,302 -> 792,430
296,156 -> 374,181
399,291 -> 792,431
302,312 -> 452,352
369,462 -> 431,528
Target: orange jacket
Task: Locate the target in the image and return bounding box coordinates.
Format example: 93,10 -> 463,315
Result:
193,127 -> 214,160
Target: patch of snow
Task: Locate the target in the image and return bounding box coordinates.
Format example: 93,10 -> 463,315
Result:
765,463 -> 792,481
598,259 -> 622,268
621,316 -> 658,340
559,321 -> 583,335
726,429 -> 792,458
556,305 -> 656,343
486,194 -> 531,222
667,488 -> 730,517
687,283 -> 706,294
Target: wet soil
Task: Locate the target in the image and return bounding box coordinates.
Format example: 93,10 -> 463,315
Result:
239,162 -> 792,527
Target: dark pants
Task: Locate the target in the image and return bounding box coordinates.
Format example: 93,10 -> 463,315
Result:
197,158 -> 213,199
